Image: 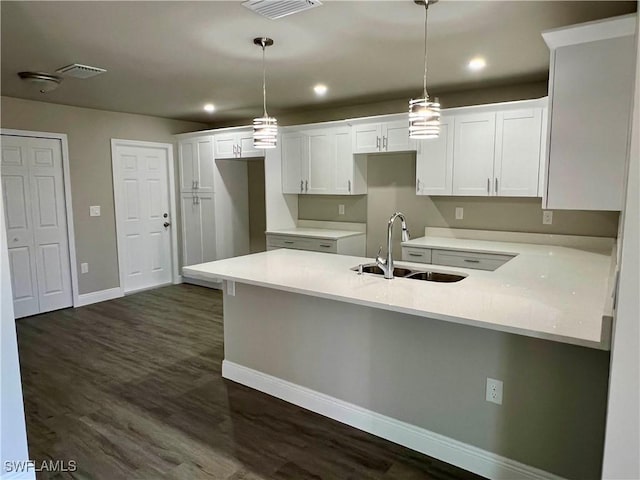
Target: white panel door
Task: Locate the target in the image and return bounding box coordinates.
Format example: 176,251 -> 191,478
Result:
114,144 -> 172,293
1,135 -> 72,318
494,109 -> 542,197
416,116 -> 454,196
452,113 -> 497,196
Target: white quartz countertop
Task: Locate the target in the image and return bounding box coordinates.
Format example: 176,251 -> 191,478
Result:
266,227 -> 365,240
183,238 -> 615,350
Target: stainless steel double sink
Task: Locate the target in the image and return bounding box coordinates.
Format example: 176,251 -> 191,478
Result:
352,263 -> 466,283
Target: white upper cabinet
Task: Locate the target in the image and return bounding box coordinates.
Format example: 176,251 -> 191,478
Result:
494,108 -> 543,197
178,136 -> 214,193
542,15 -> 636,211
352,118 -> 415,154
281,124 -> 366,195
452,112 -> 497,196
416,116 -> 454,195
214,129 -> 262,159
441,100 -> 545,197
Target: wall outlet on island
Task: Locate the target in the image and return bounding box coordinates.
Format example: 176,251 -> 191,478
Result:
455,207 -> 464,220
338,204 -> 345,216
543,210 -> 553,225
486,377 -> 503,405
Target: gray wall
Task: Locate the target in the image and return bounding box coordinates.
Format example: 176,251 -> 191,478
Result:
1,96 -> 207,294
299,153 -> 620,257
225,283 -> 610,480
247,159 -> 267,253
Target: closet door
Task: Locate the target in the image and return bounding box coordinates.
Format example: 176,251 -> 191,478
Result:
1,135 -> 72,317
1,138 -> 39,318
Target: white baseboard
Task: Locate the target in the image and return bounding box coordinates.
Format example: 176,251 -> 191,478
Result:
222,361 -> 566,480
75,287 -> 123,307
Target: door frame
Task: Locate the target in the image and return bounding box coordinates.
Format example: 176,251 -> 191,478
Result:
111,139 -> 180,293
1,128 -> 80,307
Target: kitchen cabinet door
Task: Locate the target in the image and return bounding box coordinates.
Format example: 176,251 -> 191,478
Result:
178,137 -> 214,193
416,116 -> 454,195
181,192 -> 216,266
494,108 -> 542,197
332,127 -> 354,194
352,123 -> 382,154
238,131 -> 262,158
178,140 -> 197,192
281,132 -> 306,194
306,130 -> 333,194
213,133 -> 237,159
382,120 -> 414,152
452,113 -> 496,196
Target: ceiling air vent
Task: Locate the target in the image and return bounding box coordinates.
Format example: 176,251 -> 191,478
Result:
55,63 -> 106,79
242,0 -> 322,20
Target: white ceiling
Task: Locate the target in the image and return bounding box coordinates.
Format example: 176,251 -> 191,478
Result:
1,1 -> 636,124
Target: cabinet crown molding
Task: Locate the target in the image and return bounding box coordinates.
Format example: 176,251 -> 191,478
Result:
542,13 -> 636,50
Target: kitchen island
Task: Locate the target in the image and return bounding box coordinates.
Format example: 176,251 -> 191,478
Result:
183,240 -> 614,480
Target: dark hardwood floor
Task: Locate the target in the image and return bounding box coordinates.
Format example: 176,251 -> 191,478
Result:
16,284 -> 484,480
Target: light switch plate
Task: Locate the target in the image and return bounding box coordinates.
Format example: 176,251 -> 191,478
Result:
455,207 -> 464,220
80,263 -> 89,274
338,204 -> 345,216
89,206 -> 101,217
543,210 -> 553,225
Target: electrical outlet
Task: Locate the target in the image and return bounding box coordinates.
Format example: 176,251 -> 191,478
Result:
89,206 -> 101,217
455,207 -> 464,220
486,378 -> 503,405
543,210 -> 553,225
227,280 -> 235,297
338,204 -> 345,216
80,263 -> 89,274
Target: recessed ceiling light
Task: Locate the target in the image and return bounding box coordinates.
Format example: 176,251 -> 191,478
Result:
203,103 -> 215,113
314,84 -> 328,96
468,57 -> 486,71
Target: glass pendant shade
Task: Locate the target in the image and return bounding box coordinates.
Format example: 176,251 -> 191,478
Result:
409,96 -> 440,139
253,115 -> 278,149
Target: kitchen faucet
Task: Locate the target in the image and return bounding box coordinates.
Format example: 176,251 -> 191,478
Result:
376,212 -> 410,279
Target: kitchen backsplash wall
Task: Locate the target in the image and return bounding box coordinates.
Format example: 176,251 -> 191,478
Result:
298,152 -> 620,257
247,159 -> 267,253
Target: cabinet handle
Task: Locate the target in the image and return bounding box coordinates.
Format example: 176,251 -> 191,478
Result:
195,180 -> 199,189
300,180 -> 304,193
284,241 -> 294,244
383,136 -> 387,150
192,180 -> 196,189
233,145 -> 237,155
409,252 -> 423,257
348,180 -> 351,193
464,259 -> 480,263
192,196 -> 196,206
319,244 -> 332,248
495,178 -> 498,194
305,180 -> 308,192
376,136 -> 380,150
416,179 -> 421,193
487,178 -> 490,194
237,145 -> 242,157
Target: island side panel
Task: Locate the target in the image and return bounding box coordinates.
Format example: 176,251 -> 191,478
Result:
222,283 -> 609,480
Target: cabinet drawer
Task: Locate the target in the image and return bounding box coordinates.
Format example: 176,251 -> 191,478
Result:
432,249 -> 513,271
401,247 -> 432,263
266,235 -> 313,250
306,239 -> 338,253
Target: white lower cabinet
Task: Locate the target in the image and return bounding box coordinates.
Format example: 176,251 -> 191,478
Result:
266,233 -> 365,256
402,246 -> 513,271
181,193 -> 216,267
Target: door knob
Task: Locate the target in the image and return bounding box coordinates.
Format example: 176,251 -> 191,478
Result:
163,222 -> 170,228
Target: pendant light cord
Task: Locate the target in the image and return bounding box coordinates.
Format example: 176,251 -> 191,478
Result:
261,39 -> 268,117
422,1 -> 429,99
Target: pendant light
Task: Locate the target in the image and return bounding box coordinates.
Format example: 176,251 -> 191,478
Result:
253,37 -> 278,149
409,0 -> 440,139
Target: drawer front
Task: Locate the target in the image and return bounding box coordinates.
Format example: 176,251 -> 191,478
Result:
401,247 -> 432,264
307,239 -> 338,254
432,249 -> 512,271
266,235 -> 313,251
